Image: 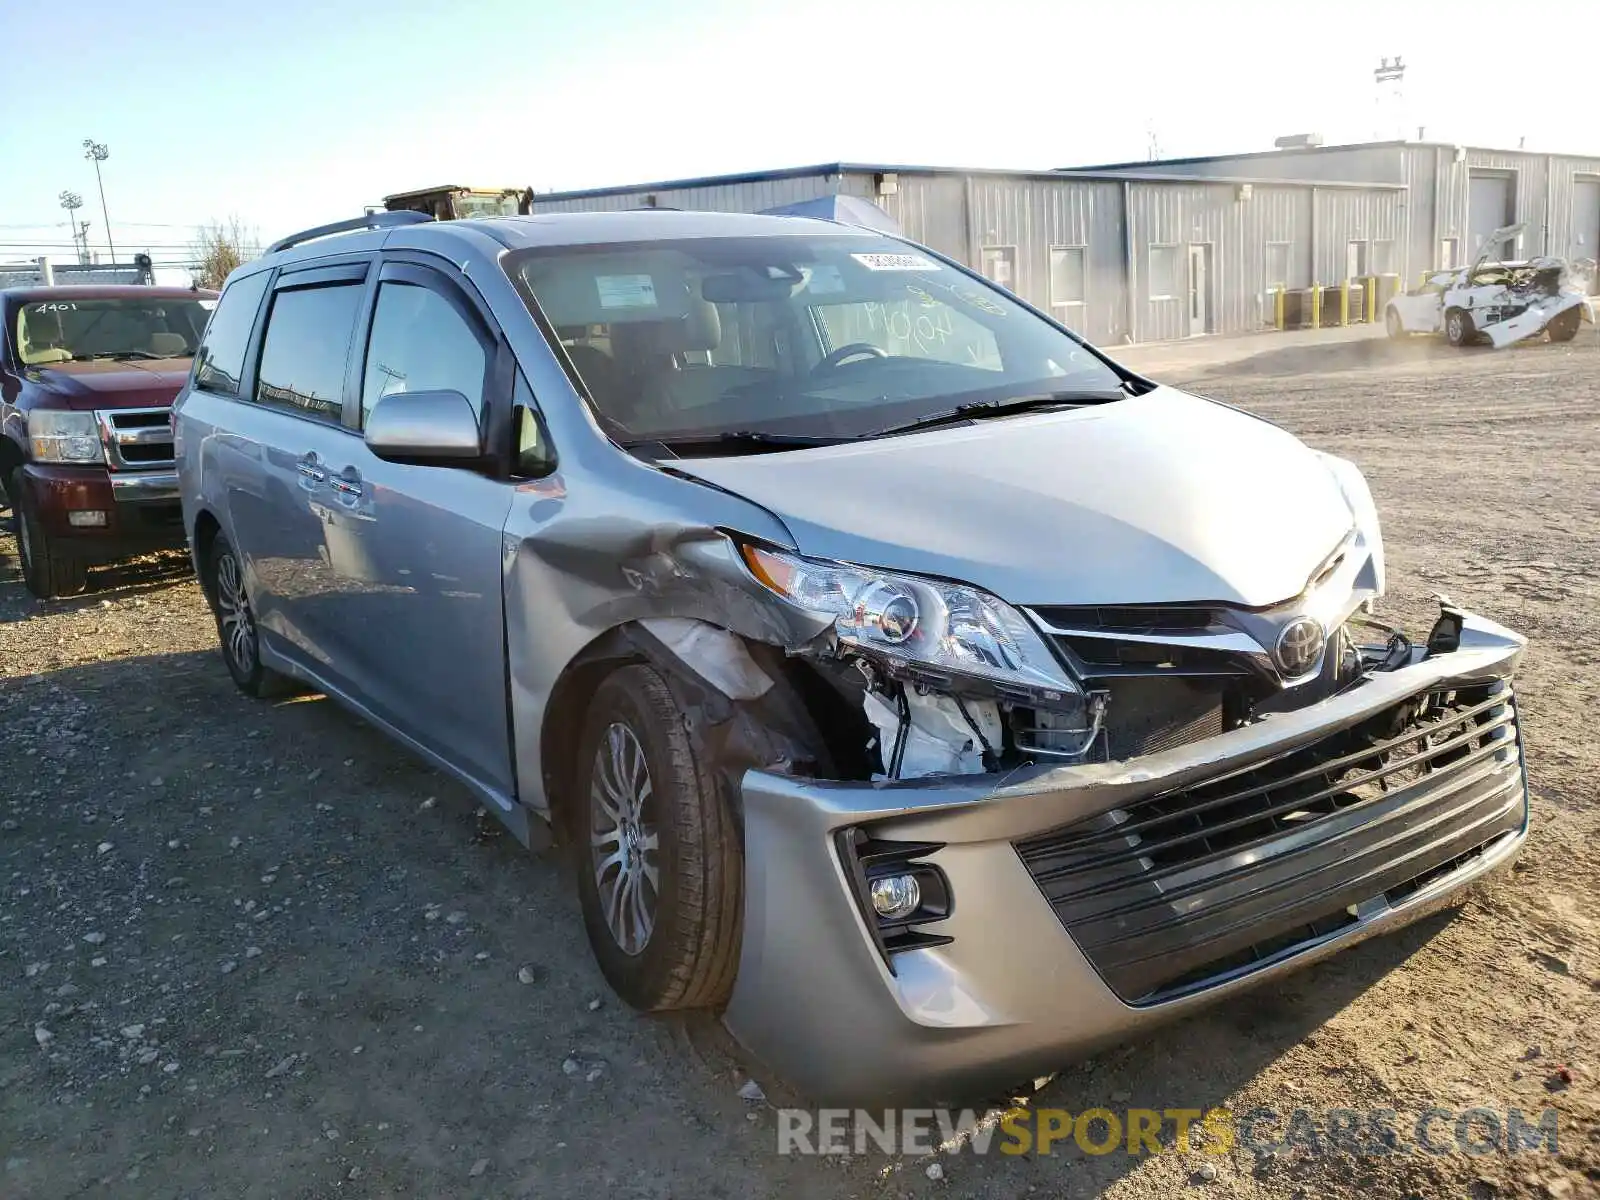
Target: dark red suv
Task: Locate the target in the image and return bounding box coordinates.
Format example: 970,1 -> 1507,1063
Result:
1,284 -> 219,597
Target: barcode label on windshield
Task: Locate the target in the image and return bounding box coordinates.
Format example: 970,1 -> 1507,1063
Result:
851,253 -> 939,272
596,274 -> 658,309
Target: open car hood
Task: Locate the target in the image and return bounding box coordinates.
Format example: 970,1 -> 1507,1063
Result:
672,386 -> 1357,608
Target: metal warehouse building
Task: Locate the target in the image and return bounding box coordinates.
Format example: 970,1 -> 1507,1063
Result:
528,140 -> 1600,345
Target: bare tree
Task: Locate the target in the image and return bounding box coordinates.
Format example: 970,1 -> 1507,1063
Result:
191,217 -> 255,290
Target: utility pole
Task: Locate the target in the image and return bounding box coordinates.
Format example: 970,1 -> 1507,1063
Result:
1373,56 -> 1405,141
59,190 -> 85,262
82,139 -> 115,262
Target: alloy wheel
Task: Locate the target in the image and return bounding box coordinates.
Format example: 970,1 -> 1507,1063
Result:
589,722 -> 661,956
214,550 -> 258,674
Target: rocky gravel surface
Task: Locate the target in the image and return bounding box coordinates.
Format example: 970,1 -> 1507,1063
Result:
1,332 -> 1596,1198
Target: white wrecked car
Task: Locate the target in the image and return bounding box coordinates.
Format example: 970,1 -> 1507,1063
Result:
1385,223 -> 1595,348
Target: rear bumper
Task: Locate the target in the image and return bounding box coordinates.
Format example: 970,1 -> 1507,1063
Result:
727,608 -> 1528,1104
19,463 -> 185,554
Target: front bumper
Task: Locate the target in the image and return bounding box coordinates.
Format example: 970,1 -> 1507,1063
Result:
21,463 -> 185,553
727,608 -> 1529,1103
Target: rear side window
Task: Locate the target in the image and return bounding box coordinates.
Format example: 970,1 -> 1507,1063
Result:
254,283 -> 363,423
360,281 -> 488,423
193,272 -> 269,395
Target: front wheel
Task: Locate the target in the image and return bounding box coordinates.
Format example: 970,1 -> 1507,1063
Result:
574,663 -> 742,1012
1445,308 -> 1475,347
1385,308 -> 1405,339
9,468 -> 88,599
1546,308 -> 1581,343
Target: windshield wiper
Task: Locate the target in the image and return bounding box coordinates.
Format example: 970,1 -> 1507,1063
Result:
87,350 -> 169,361
621,430 -> 852,456
866,388 -> 1128,438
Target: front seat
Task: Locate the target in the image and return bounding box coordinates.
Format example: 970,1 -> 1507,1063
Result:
609,299 -> 724,426
18,312 -> 72,365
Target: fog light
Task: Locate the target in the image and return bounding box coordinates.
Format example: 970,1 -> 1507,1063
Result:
67,510 -> 108,528
869,873 -> 921,920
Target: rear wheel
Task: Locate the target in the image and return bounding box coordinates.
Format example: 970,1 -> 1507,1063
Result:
1546,308 -> 1581,343
205,533 -> 292,698
1445,307 -> 1474,347
9,468 -> 88,599
573,663 -> 742,1012
1385,307 -> 1405,339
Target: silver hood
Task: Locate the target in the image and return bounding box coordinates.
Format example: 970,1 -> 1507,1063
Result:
671,387 -> 1356,608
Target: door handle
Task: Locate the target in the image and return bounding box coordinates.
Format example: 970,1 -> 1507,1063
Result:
297,455 -> 326,483
330,475 -> 362,498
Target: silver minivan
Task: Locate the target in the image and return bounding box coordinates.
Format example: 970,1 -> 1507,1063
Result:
175,209 -> 1529,1103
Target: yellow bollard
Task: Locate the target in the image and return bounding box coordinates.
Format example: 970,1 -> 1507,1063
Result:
1274,288 -> 1285,331
1311,285 -> 1322,329
1366,276 -> 1377,323
1339,281 -> 1349,326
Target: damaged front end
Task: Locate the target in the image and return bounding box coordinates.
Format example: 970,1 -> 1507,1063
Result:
716,513 -> 1398,793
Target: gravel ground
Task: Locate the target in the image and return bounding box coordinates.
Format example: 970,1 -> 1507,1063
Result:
1,333 -> 1596,1199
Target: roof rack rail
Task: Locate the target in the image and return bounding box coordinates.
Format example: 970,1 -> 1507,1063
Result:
265,210 -> 434,256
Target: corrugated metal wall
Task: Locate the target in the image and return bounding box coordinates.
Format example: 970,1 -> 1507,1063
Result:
527,168 -> 1404,344
529,172 -> 875,215
1127,182 -> 1331,342
962,176 -> 1126,343
875,173 -> 969,262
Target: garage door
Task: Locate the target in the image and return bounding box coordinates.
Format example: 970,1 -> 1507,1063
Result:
1469,173 -> 1516,258
1572,178 -> 1600,293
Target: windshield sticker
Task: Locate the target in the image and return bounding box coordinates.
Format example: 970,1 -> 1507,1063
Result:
197,299 -> 218,310
802,264 -> 847,295
32,302 -> 78,312
596,274 -> 658,310
851,252 -> 939,272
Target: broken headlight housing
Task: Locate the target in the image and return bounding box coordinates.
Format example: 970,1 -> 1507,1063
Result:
739,543 -> 1080,704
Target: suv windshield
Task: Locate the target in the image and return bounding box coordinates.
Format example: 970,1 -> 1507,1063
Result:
507,234 -> 1126,448
16,297 -> 213,366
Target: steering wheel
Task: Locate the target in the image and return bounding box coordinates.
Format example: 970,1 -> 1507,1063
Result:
813,342 -> 888,373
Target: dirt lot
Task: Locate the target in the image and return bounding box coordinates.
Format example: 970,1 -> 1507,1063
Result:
2,333 -> 1597,1200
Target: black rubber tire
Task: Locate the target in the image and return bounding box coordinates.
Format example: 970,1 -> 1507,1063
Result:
9,468 -> 88,599
1385,307 -> 1404,339
204,532 -> 293,699
573,663 -> 742,1012
1445,307 -> 1474,348
1546,308 -> 1581,343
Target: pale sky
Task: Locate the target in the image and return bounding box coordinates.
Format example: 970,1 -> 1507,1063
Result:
2,0 -> 1596,272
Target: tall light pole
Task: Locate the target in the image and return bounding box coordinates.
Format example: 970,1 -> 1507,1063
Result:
59,190 -> 85,262
82,139 -> 115,262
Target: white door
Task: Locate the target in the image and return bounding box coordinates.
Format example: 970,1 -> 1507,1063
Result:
1187,245 -> 1210,336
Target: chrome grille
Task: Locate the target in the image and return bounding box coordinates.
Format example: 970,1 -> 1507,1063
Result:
96,408 -> 174,470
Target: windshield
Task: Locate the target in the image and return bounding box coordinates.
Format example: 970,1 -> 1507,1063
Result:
17,297 -> 213,366
507,234 -> 1126,447
455,192 -> 521,218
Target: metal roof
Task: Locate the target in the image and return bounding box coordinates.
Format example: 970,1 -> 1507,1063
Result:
458,208 -> 885,249
1060,138 -> 1600,172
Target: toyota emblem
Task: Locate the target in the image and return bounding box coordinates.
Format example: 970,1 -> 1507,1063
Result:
1274,617 -> 1326,677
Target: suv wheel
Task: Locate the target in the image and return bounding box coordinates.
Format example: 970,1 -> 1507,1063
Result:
206,533 -> 291,698
574,663 -> 742,1012
9,468 -> 88,599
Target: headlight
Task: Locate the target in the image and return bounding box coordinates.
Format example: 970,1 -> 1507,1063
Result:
1318,453 -> 1385,597
739,543 -> 1080,701
28,410 -> 103,464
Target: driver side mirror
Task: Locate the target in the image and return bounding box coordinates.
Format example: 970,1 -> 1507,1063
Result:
364,390 -> 483,465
